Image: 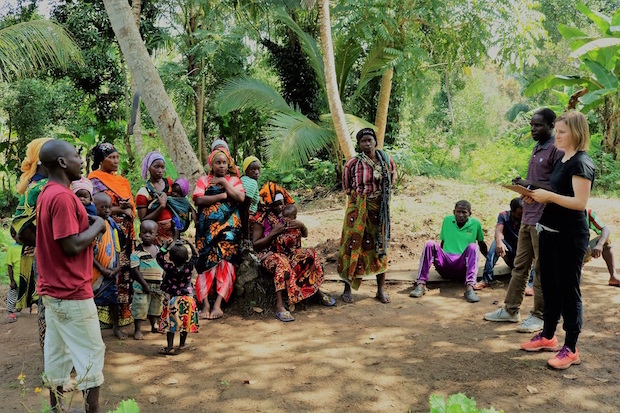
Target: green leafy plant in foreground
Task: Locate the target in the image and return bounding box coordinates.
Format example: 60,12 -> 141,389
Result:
429,393 -> 502,413
108,399 -> 140,413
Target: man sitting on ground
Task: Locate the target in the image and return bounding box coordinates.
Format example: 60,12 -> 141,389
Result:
410,200 -> 488,303
583,209 -> 619,286
474,198 -> 523,290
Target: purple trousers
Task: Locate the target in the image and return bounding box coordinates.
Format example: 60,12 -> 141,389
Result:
416,241 -> 480,286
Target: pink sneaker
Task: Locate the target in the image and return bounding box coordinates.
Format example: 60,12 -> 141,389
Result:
6,313 -> 17,323
525,286 -> 534,296
547,346 -> 581,370
520,332 -> 560,352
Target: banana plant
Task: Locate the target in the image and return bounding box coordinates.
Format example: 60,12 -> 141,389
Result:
524,3 -> 620,155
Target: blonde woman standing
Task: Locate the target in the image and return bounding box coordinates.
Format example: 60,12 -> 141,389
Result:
520,111 -> 595,370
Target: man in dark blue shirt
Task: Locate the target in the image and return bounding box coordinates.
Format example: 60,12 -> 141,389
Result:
475,198 -> 523,289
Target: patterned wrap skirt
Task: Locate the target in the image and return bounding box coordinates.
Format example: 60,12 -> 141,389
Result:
159,296 -> 199,333
337,193 -> 388,290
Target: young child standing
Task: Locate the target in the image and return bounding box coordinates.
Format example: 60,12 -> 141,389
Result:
6,228 -> 22,323
157,239 -> 199,355
130,220 -> 165,340
92,192 -> 126,339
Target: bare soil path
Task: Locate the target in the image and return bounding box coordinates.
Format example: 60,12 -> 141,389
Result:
2,177 -> 620,412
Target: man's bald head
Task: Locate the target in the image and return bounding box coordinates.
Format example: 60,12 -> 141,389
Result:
39,139 -> 76,169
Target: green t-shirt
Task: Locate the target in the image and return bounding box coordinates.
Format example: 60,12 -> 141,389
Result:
439,215 -> 484,254
241,176 -> 260,214
5,242 -> 22,286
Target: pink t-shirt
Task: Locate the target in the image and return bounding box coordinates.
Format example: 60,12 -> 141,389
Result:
36,181 -> 94,300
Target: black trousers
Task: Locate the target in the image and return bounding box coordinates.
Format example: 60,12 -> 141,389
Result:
539,230 -> 588,351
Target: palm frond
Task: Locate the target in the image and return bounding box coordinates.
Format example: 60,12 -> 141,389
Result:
272,7 -> 325,92
351,42 -> 400,100
0,20 -> 83,81
215,77 -> 291,115
321,113 -> 376,142
266,110 -> 333,169
335,37 -> 362,99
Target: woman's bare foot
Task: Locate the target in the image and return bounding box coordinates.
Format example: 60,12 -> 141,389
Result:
178,343 -> 190,351
208,307 -> 223,319
133,330 -> 144,340
113,327 -> 128,340
375,290 -> 391,304
341,291 -> 354,303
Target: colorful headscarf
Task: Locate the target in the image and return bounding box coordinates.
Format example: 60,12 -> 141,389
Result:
259,181 -> 295,206
71,177 -> 94,196
208,149 -> 239,177
211,139 -> 230,152
141,151 -> 165,180
16,138 -> 53,194
242,156 -> 260,174
174,178 -> 190,197
91,142 -> 117,170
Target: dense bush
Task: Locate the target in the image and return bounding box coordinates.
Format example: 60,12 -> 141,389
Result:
260,158 -> 336,190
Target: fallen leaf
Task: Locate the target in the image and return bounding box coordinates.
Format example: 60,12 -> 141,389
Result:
307,314 -> 317,319
281,342 -> 288,347
164,378 -> 178,385
148,396 -> 157,404
374,386 -> 383,392
526,385 -> 538,394
252,307 -> 263,314
346,358 -> 355,363
369,334 -> 376,340
563,374 -> 578,380
284,366 -> 296,370
594,377 -> 609,383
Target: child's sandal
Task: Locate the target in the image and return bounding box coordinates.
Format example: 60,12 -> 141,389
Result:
158,347 -> 178,356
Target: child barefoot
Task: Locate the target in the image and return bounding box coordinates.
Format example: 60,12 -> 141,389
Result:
130,220 -> 165,340
157,240 -> 199,355
6,228 -> 21,323
92,192 -> 127,339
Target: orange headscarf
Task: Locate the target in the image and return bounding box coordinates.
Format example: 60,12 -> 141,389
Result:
208,148 -> 239,178
259,181 -> 295,206
88,169 -> 136,211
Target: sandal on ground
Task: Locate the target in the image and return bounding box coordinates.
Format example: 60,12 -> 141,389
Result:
375,291 -> 391,304
320,293 -> 336,307
609,279 -> 620,287
276,310 -> 295,322
158,347 -> 179,356
6,313 -> 17,323
473,281 -> 489,290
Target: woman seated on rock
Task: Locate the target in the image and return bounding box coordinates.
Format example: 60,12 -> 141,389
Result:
252,182 -> 335,322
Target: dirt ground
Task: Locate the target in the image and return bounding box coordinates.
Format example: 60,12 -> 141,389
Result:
2,176 -> 620,412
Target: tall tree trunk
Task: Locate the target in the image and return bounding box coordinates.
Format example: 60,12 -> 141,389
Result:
444,70 -> 455,129
121,59 -> 135,164
130,0 -> 144,158
317,0 -> 355,161
103,0 -> 204,185
194,74 -> 208,164
375,67 -> 393,149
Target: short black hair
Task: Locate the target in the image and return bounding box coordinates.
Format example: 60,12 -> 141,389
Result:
356,128 -> 377,144
454,200 -> 471,212
282,204 -> 297,217
169,243 -> 189,266
510,197 -> 524,212
534,108 -> 556,127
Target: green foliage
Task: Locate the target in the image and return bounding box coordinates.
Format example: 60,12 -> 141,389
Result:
463,137 -> 531,183
260,158 -> 336,190
0,224 -> 11,285
0,19 -> 83,81
429,393 -> 502,413
108,399 -> 140,413
589,133 -> 620,195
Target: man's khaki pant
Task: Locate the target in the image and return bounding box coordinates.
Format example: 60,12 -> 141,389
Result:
503,224 -> 543,318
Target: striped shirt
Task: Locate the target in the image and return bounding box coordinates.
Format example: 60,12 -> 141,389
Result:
130,245 -> 164,283
342,153 -> 396,196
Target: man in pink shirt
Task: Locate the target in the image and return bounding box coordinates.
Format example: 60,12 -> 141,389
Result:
37,140 -> 106,413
